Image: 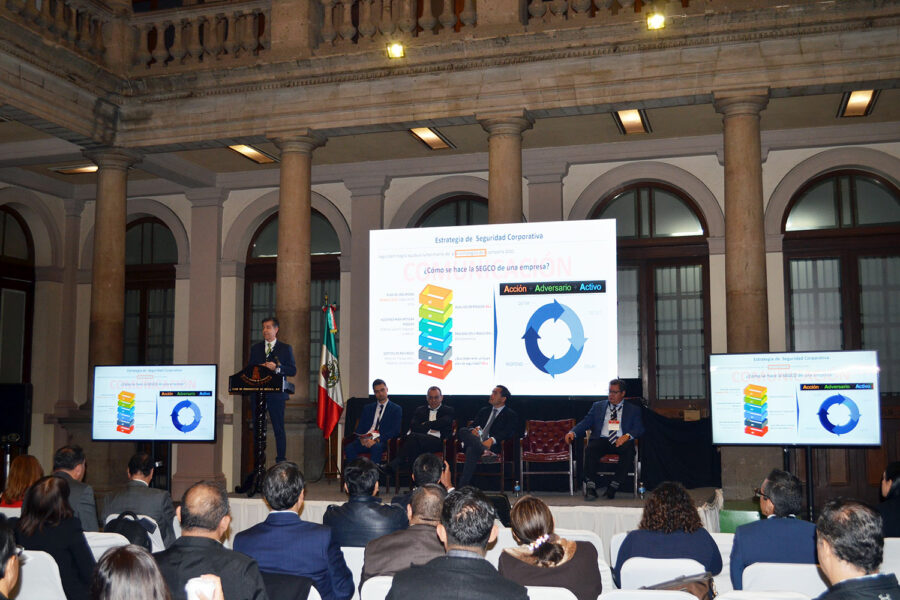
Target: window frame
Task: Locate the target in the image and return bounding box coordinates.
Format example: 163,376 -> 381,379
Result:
0,206 -> 35,383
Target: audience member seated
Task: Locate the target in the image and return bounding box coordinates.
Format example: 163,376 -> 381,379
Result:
154,481 -> 267,600
878,461 -> 900,538
0,454 -> 43,508
234,462 -> 354,600
387,486 -> 528,600
363,483 -> 447,587
91,544 -> 191,600
613,481 -> 721,587
391,453 -> 452,510
0,521 -> 20,600
52,445 -> 99,532
730,468 -> 817,590
816,498 -> 900,600
324,458 -> 407,547
101,452 -> 177,548
499,495 -> 602,600
15,475 -> 95,600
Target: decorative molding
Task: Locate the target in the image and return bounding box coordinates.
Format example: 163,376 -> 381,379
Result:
34,266 -> 65,282
219,260 -> 245,278
186,187 -> 230,208
175,263 -> 191,280
0,187 -> 63,267
389,175 -> 489,229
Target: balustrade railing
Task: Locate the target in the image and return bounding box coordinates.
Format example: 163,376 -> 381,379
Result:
130,0 -> 270,71
318,0 -> 476,48
2,0 -> 108,61
527,0 -> 690,24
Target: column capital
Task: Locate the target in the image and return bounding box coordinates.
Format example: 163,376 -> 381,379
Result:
63,198 -> 86,217
713,89 -> 770,117
477,110 -> 534,137
523,159 -> 569,184
82,147 -> 142,171
344,174 -> 389,198
272,130 -> 327,154
185,187 -> 230,208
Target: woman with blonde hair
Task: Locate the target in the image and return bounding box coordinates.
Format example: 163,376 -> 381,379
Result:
499,495 -> 602,600
0,455 -> 43,508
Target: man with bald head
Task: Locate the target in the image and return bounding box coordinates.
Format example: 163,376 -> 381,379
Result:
154,481 -> 267,600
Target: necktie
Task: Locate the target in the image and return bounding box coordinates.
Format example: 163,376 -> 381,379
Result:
265,342 -> 272,357
481,408 -> 499,441
374,403 -> 385,431
608,405 -> 619,443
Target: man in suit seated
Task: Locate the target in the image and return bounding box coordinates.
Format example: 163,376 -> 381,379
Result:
730,468 -> 817,589
235,462 -> 353,600
456,385 -> 521,488
154,481 -> 267,600
391,453 -> 452,510
387,386 -> 454,476
324,458 -> 407,547
362,483 -> 447,587
344,379 -> 402,466
52,445 -> 99,531
565,378 -> 645,500
386,486 -> 527,600
816,498 -> 900,600
101,452 -> 176,548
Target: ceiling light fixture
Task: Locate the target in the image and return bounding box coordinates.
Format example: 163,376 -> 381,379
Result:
228,144 -> 278,164
613,109 -> 651,135
647,11 -> 665,30
410,127 -> 454,150
387,42 -> 405,59
50,164 -> 99,174
838,90 -> 878,118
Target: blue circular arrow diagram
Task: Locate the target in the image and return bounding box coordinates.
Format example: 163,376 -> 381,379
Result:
171,400 -> 202,433
522,300 -> 587,377
818,394 -> 860,435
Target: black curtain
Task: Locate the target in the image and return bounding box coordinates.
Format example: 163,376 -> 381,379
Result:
639,408 -> 722,490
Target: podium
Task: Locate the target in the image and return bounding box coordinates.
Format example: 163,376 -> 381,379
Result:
229,366 -> 295,497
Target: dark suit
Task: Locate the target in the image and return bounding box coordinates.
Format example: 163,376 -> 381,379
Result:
248,339 -> 297,462
16,516 -> 95,600
344,400 -> 402,464
154,535 -> 268,600
879,495 -> 900,537
393,404 -> 455,470
361,523 -> 446,586
101,479 -> 177,548
730,516 -> 817,589
571,399 -> 645,488
457,405 -> 521,487
386,554 -> 528,600
53,470 -> 99,532
234,511 -> 354,600
323,495 -> 407,548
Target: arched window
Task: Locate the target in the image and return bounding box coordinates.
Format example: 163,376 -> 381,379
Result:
415,195 -> 488,228
0,206 -> 34,383
124,218 -> 177,365
591,183 -> 709,409
784,170 -> 900,393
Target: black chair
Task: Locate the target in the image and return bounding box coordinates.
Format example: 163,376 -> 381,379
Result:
260,571 -> 314,600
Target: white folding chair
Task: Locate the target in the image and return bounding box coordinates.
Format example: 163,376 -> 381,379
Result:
882,537 -> 900,576
741,563 -> 827,597
308,586 -> 322,600
602,590 -> 699,600
340,546 -> 366,600
620,557 -> 706,589
360,575 -> 393,600
710,531 -> 735,594
526,586 -> 577,600
104,513 -> 165,553
15,550 -> 67,600
484,526 -> 518,567
173,514 -> 182,539
83,531 -> 130,561
717,591 -> 811,600
556,527 -> 614,591
0,507 -> 21,519
610,531 -> 629,570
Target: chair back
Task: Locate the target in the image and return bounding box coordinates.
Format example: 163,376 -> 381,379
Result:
522,419 -> 574,458
525,586 -> 578,600
883,537 -> 900,576
717,592 -> 812,600
0,507 -> 21,519
610,531 -> 629,568
340,545 -> 366,599
709,532 -> 735,594
360,575 -> 394,600
603,590 -> 700,600
741,563 -> 827,596
484,525 -> 518,567
15,549 -> 68,600
104,512 -> 165,552
83,531 -> 130,561
259,571 -> 313,600
556,528 -> 613,591
620,557 -> 706,589
172,514 -> 182,539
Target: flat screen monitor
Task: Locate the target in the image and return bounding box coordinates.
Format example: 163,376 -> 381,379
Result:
710,351 -> 880,446
92,364 -> 217,442
369,220 -> 618,396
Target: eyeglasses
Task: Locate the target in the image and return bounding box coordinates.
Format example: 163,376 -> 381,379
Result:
753,487 -> 769,500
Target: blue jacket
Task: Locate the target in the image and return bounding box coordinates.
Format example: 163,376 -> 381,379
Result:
353,400 -> 402,441
233,511 -> 354,600
730,516 -> 817,589
571,399 -> 645,440
247,340 -> 297,402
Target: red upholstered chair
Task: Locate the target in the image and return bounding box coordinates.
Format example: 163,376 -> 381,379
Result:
519,419 -> 575,495
583,433 -> 641,497
452,421 -> 516,492
392,420 -> 455,493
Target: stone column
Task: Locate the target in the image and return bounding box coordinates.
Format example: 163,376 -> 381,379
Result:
56,199 -> 85,412
346,175 -> 387,397
524,159 -> 568,222
273,132 -> 324,403
171,188 -> 228,498
714,90 -> 780,499
479,112 -> 533,224
84,148 -> 140,390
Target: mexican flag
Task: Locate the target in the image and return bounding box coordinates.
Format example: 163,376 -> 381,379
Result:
317,303 -> 344,438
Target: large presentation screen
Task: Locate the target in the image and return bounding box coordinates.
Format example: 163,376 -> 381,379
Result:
92,365 -> 217,442
369,220 -> 617,396
710,351 -> 880,446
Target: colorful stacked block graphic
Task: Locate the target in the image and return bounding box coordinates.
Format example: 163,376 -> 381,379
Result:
743,384 -> 768,437
418,284 -> 453,379
116,391 -> 136,434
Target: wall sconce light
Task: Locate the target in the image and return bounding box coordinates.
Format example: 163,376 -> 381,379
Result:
387,43 -> 405,59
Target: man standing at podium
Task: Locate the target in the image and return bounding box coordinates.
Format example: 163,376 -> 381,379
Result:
247,317 -> 296,463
